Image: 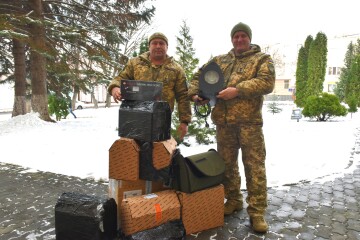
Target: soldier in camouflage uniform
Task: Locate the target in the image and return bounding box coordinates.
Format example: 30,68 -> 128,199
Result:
108,32 -> 191,140
188,22 -> 275,233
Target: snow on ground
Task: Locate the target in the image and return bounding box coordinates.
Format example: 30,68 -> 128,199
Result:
0,102 -> 359,189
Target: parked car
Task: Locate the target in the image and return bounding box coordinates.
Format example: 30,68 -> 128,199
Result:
75,101 -> 85,110
291,108 -> 302,121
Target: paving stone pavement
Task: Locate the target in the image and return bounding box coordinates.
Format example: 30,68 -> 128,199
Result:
1,160 -> 360,240
1,130 -> 360,240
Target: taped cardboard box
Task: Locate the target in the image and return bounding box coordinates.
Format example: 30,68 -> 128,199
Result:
108,179 -> 169,230
109,137 -> 176,180
177,184 -> 224,235
120,190 -> 181,236
109,138 -> 139,181
55,192 -> 117,240
152,136 -> 177,170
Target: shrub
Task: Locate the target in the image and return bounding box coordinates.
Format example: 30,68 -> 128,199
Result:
302,92 -> 347,121
48,95 -> 69,121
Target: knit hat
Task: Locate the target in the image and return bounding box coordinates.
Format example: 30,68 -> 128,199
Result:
230,22 -> 252,40
148,32 -> 168,45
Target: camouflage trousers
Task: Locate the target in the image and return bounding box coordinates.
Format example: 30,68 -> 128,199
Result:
216,124 -> 268,217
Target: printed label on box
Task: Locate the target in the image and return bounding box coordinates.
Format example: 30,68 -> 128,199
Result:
144,193 -> 158,199
123,190 -> 142,199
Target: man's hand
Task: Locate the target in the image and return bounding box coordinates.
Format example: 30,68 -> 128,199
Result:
192,95 -> 210,106
217,87 -> 239,100
177,122 -> 188,141
111,87 -> 122,103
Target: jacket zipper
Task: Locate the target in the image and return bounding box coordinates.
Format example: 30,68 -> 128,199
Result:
223,60 -> 236,125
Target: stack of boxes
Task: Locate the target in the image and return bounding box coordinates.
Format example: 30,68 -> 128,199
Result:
108,135 -> 177,234
108,99 -> 224,237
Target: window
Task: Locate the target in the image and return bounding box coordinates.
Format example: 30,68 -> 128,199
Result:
328,67 -> 341,75
337,67 -> 341,75
284,80 -> 289,89
328,84 -> 336,92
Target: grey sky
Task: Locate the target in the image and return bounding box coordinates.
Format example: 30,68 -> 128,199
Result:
150,0 -> 360,65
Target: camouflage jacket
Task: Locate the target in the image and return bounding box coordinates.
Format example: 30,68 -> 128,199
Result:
108,52 -> 191,124
188,44 -> 275,125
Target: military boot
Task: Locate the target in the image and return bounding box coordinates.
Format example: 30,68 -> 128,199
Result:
250,216 -> 268,233
224,199 -> 243,215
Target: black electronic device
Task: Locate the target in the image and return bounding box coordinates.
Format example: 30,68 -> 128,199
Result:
120,80 -> 162,101
199,61 -> 224,106
118,100 -> 171,142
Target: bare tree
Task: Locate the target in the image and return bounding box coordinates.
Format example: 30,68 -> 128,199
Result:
263,44 -> 285,75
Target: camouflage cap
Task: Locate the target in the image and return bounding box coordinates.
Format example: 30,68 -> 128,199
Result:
148,32 -> 168,45
230,22 -> 252,40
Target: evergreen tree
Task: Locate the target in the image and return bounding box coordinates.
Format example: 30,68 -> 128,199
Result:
175,20 -> 199,81
0,0 -> 155,120
0,1 -> 31,117
355,39 -> 360,54
347,95 -> 358,118
335,39 -> 360,108
131,37 -> 149,57
295,35 -> 313,107
174,20 -> 215,145
347,54 -> 360,107
306,32 -> 328,97
267,102 -> 282,115
139,38 -> 149,54
335,42 -> 355,102
267,94 -> 282,115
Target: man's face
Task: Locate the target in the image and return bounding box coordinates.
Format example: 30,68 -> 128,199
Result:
149,38 -> 168,60
232,31 -> 251,55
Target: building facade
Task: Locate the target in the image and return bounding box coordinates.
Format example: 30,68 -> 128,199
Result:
265,34 -> 359,101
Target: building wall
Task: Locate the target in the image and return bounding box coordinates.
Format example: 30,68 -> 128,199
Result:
78,84 -> 108,103
265,79 -> 293,101
0,82 -> 14,110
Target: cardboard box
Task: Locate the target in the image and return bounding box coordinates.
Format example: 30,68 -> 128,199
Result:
152,136 -> 177,170
177,184 -> 224,235
120,190 -> 181,236
108,179 -> 169,229
109,138 -> 139,181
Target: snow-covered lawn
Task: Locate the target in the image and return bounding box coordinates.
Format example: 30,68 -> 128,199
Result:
1,102 -> 359,189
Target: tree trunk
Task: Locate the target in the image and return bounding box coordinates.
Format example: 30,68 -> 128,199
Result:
105,64 -> 120,108
71,87 -> 77,110
29,0 -> 53,122
12,39 -> 27,117
105,93 -> 112,108
91,91 -> 98,108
